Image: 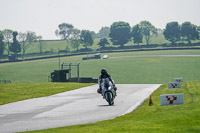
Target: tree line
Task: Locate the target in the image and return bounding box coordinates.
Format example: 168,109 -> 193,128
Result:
0,30 -> 44,58
0,20 -> 199,58
55,21 -> 200,51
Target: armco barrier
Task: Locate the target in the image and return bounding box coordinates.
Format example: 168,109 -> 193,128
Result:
0,80 -> 11,83
70,77 -> 98,83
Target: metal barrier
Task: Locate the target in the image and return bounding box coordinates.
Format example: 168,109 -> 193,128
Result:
0,80 -> 11,83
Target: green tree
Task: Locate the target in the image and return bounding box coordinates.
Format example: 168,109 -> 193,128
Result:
80,30 -> 94,49
18,32 -> 28,57
97,38 -> 109,49
181,22 -> 199,44
37,35 -> 45,55
163,22 -> 180,44
198,26 -> 200,38
0,32 -> 5,58
131,24 -> 143,46
90,31 -> 97,38
97,27 -> 110,38
2,29 -> 13,55
71,29 -> 81,51
197,26 -> 200,33
9,31 -> 21,54
109,21 -> 131,47
55,23 -> 74,40
139,21 -> 157,45
26,31 -> 37,54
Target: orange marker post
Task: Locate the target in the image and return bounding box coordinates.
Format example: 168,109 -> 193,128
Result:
149,95 -> 153,106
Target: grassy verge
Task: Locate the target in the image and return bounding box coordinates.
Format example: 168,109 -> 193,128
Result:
0,82 -> 94,105
24,80 -> 200,133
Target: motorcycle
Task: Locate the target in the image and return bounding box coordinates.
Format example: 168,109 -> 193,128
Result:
101,78 -> 116,106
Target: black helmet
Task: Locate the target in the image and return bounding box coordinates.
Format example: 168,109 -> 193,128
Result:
101,68 -> 107,75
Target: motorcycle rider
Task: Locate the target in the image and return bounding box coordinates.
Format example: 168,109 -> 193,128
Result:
97,68 -> 117,94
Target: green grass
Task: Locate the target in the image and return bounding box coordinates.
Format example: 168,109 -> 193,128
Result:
0,50 -> 200,83
0,82 -> 94,105
26,40 -> 67,54
23,80 -> 200,133
3,38 -> 101,55
124,34 -> 170,46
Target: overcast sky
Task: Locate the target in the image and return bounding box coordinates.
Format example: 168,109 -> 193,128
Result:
0,0 -> 200,40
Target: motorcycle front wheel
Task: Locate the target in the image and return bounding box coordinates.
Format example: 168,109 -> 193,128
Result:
106,92 -> 114,106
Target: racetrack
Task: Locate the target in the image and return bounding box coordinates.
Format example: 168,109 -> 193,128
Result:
0,84 -> 161,133
110,54 -> 200,59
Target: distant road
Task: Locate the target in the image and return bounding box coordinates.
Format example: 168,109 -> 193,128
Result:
0,84 -> 160,133
110,55 -> 200,59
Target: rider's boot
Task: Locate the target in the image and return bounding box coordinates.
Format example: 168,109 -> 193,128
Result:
97,87 -> 102,94
114,86 -> 117,96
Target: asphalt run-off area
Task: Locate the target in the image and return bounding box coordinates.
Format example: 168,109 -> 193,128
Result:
0,84 -> 161,133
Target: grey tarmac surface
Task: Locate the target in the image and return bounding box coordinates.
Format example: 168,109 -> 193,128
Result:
0,84 -> 161,133
110,54 -> 200,59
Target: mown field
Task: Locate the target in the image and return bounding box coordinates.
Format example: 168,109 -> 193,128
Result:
0,50 -> 200,83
